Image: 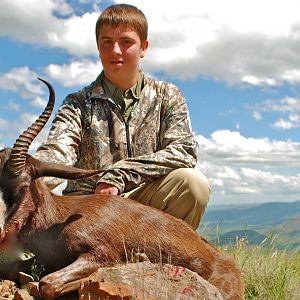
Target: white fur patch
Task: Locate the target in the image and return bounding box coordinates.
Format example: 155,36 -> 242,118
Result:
0,190 -> 6,232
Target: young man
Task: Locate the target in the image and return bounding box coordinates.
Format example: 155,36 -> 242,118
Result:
34,4 -> 210,230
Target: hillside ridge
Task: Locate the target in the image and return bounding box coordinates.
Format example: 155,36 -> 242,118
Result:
200,200 -> 300,249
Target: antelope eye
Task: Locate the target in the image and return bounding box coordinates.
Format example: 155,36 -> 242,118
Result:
18,186 -> 26,197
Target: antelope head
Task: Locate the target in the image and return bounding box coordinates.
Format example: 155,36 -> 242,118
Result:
0,79 -> 101,248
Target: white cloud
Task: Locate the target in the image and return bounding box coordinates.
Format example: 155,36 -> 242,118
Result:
250,97 -> 300,129
282,69 -> 300,83
133,0 -> 300,85
197,130 -> 300,204
0,67 -> 42,97
252,111 -> 262,121
290,114 -> 300,122
5,101 -> 21,112
0,67 -> 54,109
0,66 -> 54,147
0,118 -> 9,128
45,59 -> 101,87
258,97 -> 300,113
0,0 -> 98,57
0,0 -> 72,41
31,96 -> 47,108
20,112 -> 39,125
57,12 -> 99,56
242,76 -> 277,86
204,130 -> 300,163
1,0 -> 300,85
0,112 -> 53,150
272,118 -> 299,130
45,11 -> 99,56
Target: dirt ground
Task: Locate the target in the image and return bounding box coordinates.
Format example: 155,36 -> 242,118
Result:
0,279 -> 18,299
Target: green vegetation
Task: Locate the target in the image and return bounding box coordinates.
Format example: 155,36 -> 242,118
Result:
201,202 -> 300,300
30,258 -> 47,282
219,235 -> 300,300
201,201 -> 300,250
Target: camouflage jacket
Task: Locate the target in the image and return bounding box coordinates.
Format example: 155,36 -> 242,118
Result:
34,72 -> 197,194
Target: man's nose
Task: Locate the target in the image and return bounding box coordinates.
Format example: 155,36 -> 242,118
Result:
112,42 -> 122,54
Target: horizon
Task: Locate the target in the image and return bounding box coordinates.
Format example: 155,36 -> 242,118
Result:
207,198 -> 300,208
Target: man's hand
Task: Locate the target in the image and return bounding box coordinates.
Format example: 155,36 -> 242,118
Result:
95,182 -> 119,195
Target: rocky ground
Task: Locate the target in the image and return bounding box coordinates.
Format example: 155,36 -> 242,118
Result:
0,262 -> 224,300
0,272 -> 40,300
0,279 -> 18,299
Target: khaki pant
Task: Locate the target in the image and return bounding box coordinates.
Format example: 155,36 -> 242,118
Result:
122,168 -> 210,230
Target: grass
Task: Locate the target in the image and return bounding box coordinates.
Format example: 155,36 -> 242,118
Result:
200,222 -> 300,299
224,236 -> 300,300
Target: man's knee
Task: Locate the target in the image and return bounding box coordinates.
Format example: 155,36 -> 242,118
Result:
165,168 -> 210,229
124,168 -> 210,229
168,168 -> 210,208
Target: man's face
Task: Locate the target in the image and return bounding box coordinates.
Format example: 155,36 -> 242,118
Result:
97,24 -> 148,88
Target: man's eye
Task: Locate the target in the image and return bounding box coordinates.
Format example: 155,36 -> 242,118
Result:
121,40 -> 133,46
101,40 -> 112,45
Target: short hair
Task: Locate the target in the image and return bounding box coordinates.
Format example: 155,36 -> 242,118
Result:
95,4 -> 148,44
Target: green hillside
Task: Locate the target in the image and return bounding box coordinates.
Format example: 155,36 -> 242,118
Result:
211,229 -> 268,247
199,201 -> 300,250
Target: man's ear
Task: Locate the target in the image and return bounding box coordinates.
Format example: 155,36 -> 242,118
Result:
140,40 -> 149,58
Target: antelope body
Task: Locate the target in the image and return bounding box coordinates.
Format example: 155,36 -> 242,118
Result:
0,79 -> 244,299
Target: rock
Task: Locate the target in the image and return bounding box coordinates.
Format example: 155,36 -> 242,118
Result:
79,262 -> 224,300
0,280 -> 17,299
13,289 -> 32,300
27,282 -> 39,298
80,281 -> 136,300
0,273 -> 36,300
19,273 -> 34,289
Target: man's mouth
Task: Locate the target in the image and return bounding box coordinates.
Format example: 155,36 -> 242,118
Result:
110,60 -> 124,65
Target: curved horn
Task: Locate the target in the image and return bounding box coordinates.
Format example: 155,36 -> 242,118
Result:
8,78 -> 55,176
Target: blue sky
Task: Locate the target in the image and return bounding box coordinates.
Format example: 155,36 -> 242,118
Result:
0,0 -> 300,205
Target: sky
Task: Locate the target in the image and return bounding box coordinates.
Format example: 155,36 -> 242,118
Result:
0,0 -> 300,206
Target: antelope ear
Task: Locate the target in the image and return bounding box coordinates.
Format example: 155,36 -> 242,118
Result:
0,149 -> 11,174
27,157 -> 104,180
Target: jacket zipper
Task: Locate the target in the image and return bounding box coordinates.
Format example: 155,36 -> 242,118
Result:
124,121 -> 132,158
105,97 -> 132,158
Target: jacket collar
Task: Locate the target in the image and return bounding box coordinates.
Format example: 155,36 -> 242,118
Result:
90,70 -> 145,101
90,72 -> 106,100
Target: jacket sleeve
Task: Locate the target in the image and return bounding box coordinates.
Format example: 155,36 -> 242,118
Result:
99,83 -> 198,194
33,95 -> 83,190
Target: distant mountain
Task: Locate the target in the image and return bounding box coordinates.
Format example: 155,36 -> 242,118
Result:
202,201 -> 300,228
198,201 -> 300,250
211,229 -> 268,247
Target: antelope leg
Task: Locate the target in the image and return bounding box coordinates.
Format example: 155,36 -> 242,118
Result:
39,253 -> 101,299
